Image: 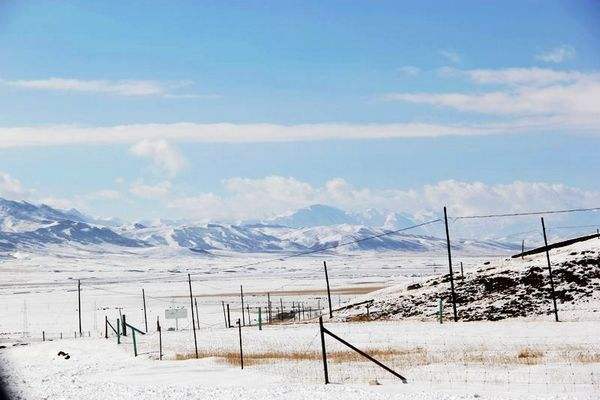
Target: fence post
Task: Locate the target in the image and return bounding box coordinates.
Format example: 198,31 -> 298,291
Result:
541,217 -> 559,322
258,307 -> 262,331
194,298 -> 200,328
438,298 -> 443,324
443,206 -> 458,322
267,292 -> 272,324
132,328 -> 138,357
77,279 -> 82,337
60,332 -> 62,339
116,318 -> 121,344
157,316 -> 163,360
122,315 -> 127,336
280,298 -> 284,321
188,274 -> 199,358
323,261 -> 333,319
460,262 -> 464,279
42,331 -> 45,342
227,304 -> 231,328
237,319 -> 244,369
319,316 -> 329,384
221,301 -> 227,328
142,289 -> 148,333
246,305 -> 251,326
104,316 -> 108,339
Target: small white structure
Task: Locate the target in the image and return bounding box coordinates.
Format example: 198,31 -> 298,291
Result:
165,307 -> 187,330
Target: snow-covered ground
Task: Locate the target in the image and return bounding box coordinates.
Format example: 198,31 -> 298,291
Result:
1,242 -> 599,399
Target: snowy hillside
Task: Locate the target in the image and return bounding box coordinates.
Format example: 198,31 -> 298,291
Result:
0,199 -> 147,252
335,239 -> 600,322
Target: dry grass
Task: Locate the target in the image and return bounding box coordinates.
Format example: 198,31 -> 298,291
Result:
174,347 -> 427,366
173,345 -> 600,367
516,347 -> 544,364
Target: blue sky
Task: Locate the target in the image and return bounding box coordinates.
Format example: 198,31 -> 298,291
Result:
0,1 -> 599,222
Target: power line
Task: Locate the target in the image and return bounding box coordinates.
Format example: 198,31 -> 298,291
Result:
187,218 -> 442,276
454,206 -> 600,220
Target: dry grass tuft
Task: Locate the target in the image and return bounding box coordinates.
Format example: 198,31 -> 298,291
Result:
516,347 -> 544,364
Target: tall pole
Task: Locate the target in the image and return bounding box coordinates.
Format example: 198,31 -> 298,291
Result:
460,262 -> 464,279
222,301 -> 227,328
77,279 -> 82,336
323,261 -> 333,319
541,217 -> 559,322
521,239 -> 525,259
237,319 -> 244,369
142,289 -> 148,333
188,274 -> 199,358
240,285 -> 245,326
443,207 -> 458,322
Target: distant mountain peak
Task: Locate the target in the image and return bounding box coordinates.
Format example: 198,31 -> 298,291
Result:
267,204 -> 357,228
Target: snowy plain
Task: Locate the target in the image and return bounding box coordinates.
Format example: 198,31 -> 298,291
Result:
1,242 -> 599,399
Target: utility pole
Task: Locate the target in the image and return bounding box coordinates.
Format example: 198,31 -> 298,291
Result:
323,261 -> 333,319
78,279 -> 82,336
240,285 -> 245,326
541,217 -> 559,322
443,207 -> 458,322
188,274 -> 198,358
142,289 -> 148,333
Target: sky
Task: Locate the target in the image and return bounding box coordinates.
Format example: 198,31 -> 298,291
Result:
0,0 -> 599,224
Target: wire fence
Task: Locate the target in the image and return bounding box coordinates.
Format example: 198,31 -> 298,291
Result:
1,205 -> 599,393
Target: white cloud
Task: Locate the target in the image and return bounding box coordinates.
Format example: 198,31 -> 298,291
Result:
130,140 -> 187,177
0,172 -> 27,199
3,78 -> 201,97
439,50 -> 461,63
129,181 -> 171,198
398,66 -> 421,76
166,176 -> 600,225
535,45 -> 576,63
384,68 -> 600,125
461,67 -> 590,86
0,122 -> 503,149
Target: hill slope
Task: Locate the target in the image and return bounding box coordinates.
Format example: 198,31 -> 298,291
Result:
335,239 -> 600,322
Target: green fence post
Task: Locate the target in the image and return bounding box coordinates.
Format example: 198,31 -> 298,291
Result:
132,328 -> 137,357
116,318 -> 121,344
258,307 -> 262,331
438,298 -> 443,324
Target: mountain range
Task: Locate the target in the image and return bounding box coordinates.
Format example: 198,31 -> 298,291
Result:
0,198 -> 520,256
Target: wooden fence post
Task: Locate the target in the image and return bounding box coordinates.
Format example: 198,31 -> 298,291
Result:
258,307 -> 262,331
443,206 -> 458,322
323,261 -> 333,319
319,316 -> 329,384
541,217 -> 559,322
237,319 -> 244,369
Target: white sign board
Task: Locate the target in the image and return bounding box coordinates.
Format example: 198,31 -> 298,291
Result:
165,308 -> 187,319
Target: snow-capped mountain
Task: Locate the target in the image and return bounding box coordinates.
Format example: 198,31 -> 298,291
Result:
0,198 -> 520,255
0,198 -> 147,252
265,204 -> 359,228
